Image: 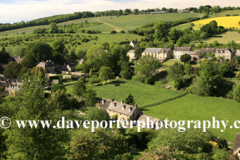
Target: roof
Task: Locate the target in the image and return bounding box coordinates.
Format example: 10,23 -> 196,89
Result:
195,50 -> 200,55
174,47 -> 192,52
36,61 -> 57,68
99,98 -> 112,109
188,51 -> 197,55
130,41 -> 138,45
106,100 -> 139,116
215,48 -> 227,53
142,48 -> 171,54
128,49 -> 135,53
200,48 -> 216,53
79,59 -> 84,64
58,65 -> 68,72
0,91 -> 9,96
67,64 -> 77,69
12,56 -> 23,63
234,133 -> 240,155
137,114 -> 162,124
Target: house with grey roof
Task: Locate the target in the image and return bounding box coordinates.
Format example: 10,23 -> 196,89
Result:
142,48 -> 173,60
137,114 -> 164,129
10,56 -> 23,63
200,48 -> 216,54
100,98 -> 142,122
215,48 -> 233,61
127,49 -> 136,60
173,47 -> 192,59
36,60 -> 58,73
129,41 -> 138,48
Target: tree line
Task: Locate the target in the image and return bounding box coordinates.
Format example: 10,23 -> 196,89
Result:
0,5 -> 239,33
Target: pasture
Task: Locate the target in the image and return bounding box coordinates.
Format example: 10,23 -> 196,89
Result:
210,10 -> 240,18
193,16 -> 240,30
66,80 -> 183,107
203,31 -> 240,44
99,13 -> 204,31
142,94 -> 240,142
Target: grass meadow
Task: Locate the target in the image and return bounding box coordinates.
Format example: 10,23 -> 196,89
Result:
210,10 -> 240,18
203,31 -> 240,44
66,80 -> 183,107
142,94 -> 240,142
99,13 -> 204,30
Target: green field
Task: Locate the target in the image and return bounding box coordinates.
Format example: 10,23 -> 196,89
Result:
204,31 -> 240,44
210,10 -> 240,18
0,32 -> 143,56
99,13 -> 204,30
173,22 -> 192,30
66,80 -> 183,107
142,94 -> 240,142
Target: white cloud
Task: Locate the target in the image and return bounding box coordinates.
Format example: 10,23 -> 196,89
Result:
0,0 -> 239,23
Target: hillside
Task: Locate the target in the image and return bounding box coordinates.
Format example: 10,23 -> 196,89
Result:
98,13 -> 204,30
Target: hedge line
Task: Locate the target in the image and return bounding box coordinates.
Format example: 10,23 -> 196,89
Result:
139,92 -> 188,109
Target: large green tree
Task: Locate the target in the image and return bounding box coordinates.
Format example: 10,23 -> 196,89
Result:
73,78 -> 86,97
154,21 -> 169,42
99,66 -> 114,82
3,62 -> 26,79
24,41 -> 53,67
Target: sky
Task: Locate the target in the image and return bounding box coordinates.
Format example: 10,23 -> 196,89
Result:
0,0 -> 239,24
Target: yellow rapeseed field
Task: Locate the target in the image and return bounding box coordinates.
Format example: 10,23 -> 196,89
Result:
193,16 -> 240,30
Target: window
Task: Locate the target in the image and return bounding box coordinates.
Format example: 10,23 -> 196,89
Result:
120,113 -> 122,115
126,116 -> 128,118
226,55 -> 229,57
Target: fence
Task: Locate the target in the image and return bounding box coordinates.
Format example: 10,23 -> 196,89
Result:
139,93 -> 188,109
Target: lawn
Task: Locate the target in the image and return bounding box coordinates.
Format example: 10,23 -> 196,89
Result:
203,31 -> 240,44
173,22 -> 192,30
99,13 -> 204,31
65,80 -> 183,107
142,94 -> 240,142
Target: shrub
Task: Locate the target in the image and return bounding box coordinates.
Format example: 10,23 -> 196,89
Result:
88,77 -> 101,84
110,30 -> 116,34
216,138 -> 228,149
120,30 -> 125,33
0,87 -> 4,92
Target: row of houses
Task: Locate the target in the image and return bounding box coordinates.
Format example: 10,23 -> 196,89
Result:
127,47 -> 239,61
98,98 -> 164,128
0,74 -> 23,96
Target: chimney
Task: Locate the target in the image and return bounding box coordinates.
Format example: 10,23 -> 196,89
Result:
121,99 -> 124,104
111,98 -> 114,102
102,99 -> 106,104
135,104 -> 138,108
122,105 -> 126,110
113,103 -> 117,108
129,107 -> 132,112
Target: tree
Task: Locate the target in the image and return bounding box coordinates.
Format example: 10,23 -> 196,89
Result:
87,107 -> 110,121
99,66 -> 114,83
84,88 -> 97,106
0,47 -> 10,64
24,41 -> 53,67
135,47 -> 145,59
101,42 -> 109,50
73,78 -> 86,97
218,62 -> 234,77
233,82 -> 240,101
52,39 -> 65,54
125,94 -> 135,105
168,62 -> 184,80
3,62 -> 24,78
168,28 -> 182,44
49,22 -> 59,33
154,21 -> 169,42
0,64 -> 3,74
75,49 -> 86,59
180,54 -> 191,64
184,63 -> 192,76
51,84 -> 66,93
134,56 -> 162,84
176,37 -> 184,47
48,89 -> 70,110
5,82 -> 68,159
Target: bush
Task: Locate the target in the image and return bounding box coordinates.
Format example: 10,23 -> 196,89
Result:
88,77 -> 101,84
216,138 -> 228,149
0,87 -> 4,92
110,30 -> 116,34
120,30 -> 125,33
